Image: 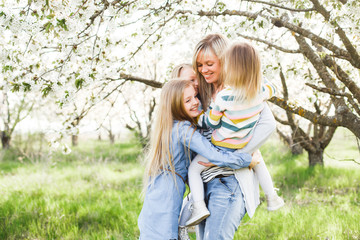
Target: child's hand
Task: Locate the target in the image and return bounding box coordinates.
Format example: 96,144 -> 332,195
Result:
249,150 -> 261,170
198,161 -> 217,167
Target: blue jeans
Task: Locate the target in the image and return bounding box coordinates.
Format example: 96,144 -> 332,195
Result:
197,175 -> 246,240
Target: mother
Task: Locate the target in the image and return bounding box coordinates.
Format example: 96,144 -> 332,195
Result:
193,33 -> 276,239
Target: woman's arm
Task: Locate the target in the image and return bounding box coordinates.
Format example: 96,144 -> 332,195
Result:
238,103 -> 276,154
177,121 -> 252,169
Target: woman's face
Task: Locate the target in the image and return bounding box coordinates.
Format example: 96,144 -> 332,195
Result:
179,67 -> 199,95
183,85 -> 200,118
196,50 -> 221,85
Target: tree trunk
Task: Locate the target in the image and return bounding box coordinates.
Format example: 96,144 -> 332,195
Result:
308,148 -> 324,166
72,135 -> 78,146
109,132 -> 115,144
291,144 -> 303,155
1,131 -> 11,149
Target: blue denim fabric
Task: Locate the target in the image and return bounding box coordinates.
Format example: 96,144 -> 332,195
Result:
138,173 -> 186,240
198,175 -> 246,240
138,121 -> 251,239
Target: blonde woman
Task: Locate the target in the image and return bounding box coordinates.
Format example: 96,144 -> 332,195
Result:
186,33 -> 281,239
186,41 -> 284,228
137,79 -> 256,239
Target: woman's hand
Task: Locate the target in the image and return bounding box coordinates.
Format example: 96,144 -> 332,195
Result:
198,161 -> 217,167
248,150 -> 261,170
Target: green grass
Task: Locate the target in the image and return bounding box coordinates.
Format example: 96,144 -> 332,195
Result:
233,141 -> 360,240
0,140 -> 144,240
0,134 -> 359,239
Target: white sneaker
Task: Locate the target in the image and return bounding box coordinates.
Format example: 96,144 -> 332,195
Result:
266,194 -> 285,211
185,200 -> 210,227
187,225 -> 196,233
178,226 -> 190,240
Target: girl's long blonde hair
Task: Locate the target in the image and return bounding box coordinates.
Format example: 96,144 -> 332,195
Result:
224,42 -> 262,101
143,79 -> 196,191
171,63 -> 193,78
192,33 -> 229,110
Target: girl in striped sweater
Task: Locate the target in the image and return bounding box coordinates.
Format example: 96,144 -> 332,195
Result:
186,42 -> 284,227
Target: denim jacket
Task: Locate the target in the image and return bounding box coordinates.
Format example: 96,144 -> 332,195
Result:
172,120 -> 252,182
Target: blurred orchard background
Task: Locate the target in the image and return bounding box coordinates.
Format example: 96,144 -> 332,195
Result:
0,0 -> 359,239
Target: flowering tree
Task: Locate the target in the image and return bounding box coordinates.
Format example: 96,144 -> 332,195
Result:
0,89 -> 35,149
1,0 -> 359,165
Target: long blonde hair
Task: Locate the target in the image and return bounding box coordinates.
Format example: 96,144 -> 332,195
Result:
171,63 -> 193,78
224,42 -> 262,101
192,33 -> 229,110
143,79 -> 196,190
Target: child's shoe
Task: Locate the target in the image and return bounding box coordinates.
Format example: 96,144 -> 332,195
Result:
178,226 -> 190,240
187,225 -> 196,233
185,200 -> 210,227
266,193 -> 285,211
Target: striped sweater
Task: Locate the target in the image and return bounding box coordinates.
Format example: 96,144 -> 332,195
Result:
207,79 -> 276,149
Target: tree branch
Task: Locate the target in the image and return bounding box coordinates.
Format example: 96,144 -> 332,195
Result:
321,54 -> 360,103
310,0 -> 360,68
184,9 -> 351,61
306,83 -> 360,116
106,74 -> 163,88
274,115 -> 290,125
275,68 -> 315,151
321,126 -> 337,149
78,0 -> 110,38
269,96 -> 339,127
276,128 -> 291,145
243,0 -> 315,12
236,33 -> 301,54
294,35 -> 347,109
305,83 -> 349,97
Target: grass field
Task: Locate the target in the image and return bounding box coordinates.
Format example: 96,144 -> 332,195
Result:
0,129 -> 359,239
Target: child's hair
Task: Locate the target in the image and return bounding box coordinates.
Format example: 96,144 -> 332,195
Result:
143,79 -> 196,190
171,63 -> 193,78
192,33 -> 229,110
224,42 -> 262,101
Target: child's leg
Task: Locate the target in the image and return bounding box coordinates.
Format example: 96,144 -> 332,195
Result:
237,105 -> 284,210
252,153 -> 276,196
188,154 -> 208,202
234,104 -> 277,196
252,151 -> 284,211
186,154 -> 210,226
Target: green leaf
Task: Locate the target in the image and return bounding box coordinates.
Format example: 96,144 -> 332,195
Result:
47,13 -> 55,19
89,73 -> 96,80
42,85 -> 52,97
56,18 -> 68,31
2,65 -> 13,72
75,78 -> 85,89
11,83 -> 20,92
22,82 -> 32,92
44,22 -> 53,33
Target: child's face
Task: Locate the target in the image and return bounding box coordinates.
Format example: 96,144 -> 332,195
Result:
183,85 -> 200,118
180,67 -> 199,95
